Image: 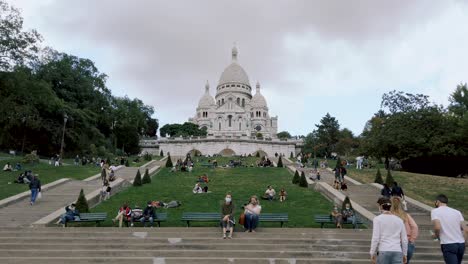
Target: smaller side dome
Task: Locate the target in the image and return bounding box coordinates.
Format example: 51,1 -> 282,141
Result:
251,82 -> 267,108
198,81 -> 215,108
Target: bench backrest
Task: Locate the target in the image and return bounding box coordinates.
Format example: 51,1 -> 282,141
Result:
259,213 -> 288,221
79,213 -> 107,220
181,212 -> 221,220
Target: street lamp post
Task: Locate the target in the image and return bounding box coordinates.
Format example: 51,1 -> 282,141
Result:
59,114 -> 68,162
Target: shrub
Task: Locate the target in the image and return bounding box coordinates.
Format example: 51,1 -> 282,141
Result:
142,168 -> 151,184
342,196 -> 352,210
385,169 -> 395,186
143,152 -> 152,161
165,154 -> 173,168
75,189 -> 89,213
374,168 -> 384,184
133,170 -> 142,186
292,170 -> 300,184
256,132 -> 263,139
255,152 -> 260,157
160,150 -> 164,157
290,152 -> 294,159
299,171 -> 308,187
22,151 -> 39,164
125,159 -> 129,167
277,156 -> 283,167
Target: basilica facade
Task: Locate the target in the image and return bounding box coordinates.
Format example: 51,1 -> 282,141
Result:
189,46 -> 278,139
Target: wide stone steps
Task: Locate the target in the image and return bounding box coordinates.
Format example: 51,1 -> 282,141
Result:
0,228 -> 444,264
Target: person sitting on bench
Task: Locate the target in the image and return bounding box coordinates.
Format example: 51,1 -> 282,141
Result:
140,201 -> 155,227
342,203 -> 357,229
57,203 -> 80,227
113,203 -> 132,228
331,205 -> 343,229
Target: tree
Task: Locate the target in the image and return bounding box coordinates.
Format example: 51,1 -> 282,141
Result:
277,131 -> 292,139
299,171 -> 308,187
133,170 -> 142,186
125,159 -> 129,167
75,189 -> 89,213
374,168 -> 384,184
292,170 -> 300,184
142,168 -> 151,184
277,156 -> 283,167
165,154 -> 173,168
160,122 -> 207,137
448,83 -> 468,117
335,156 -> 342,169
385,170 -> 395,186
0,0 -> 42,71
315,113 -> 340,155
342,196 -> 352,210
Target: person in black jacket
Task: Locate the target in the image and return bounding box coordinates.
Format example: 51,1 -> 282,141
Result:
140,201 -> 156,227
29,175 -> 41,205
57,203 -> 80,227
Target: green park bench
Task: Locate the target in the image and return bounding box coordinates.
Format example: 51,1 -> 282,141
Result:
181,212 -> 221,227
314,214 -> 363,228
125,212 -> 167,227
259,213 -> 288,227
65,212 -> 107,227
200,163 -> 215,169
181,212 -> 288,227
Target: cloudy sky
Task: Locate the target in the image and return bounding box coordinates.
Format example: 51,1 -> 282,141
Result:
10,0 -> 468,136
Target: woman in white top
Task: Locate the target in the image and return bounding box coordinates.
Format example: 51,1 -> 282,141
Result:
370,197 -> 408,264
244,195 -> 262,232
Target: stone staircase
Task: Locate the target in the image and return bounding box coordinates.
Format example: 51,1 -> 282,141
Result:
0,227 -> 444,263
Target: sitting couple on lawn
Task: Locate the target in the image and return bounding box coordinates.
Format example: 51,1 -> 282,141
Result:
193,182 -> 209,193
261,186 -> 287,202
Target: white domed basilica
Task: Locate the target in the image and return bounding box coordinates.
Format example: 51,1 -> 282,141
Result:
189,47 -> 278,138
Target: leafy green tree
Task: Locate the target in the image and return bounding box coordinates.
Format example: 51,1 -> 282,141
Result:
292,170 -> 300,184
277,131 -> 292,139
299,171 -> 308,187
160,122 -> 207,137
374,168 -> 384,184
125,159 -> 129,167
315,113 -> 340,155
75,189 -> 89,213
385,170 -> 395,186
165,154 -> 173,168
142,168 -> 151,184
449,83 -> 468,117
0,0 -> 42,70
133,170 -> 142,186
277,156 -> 283,167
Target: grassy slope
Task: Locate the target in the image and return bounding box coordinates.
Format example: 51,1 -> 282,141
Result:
346,167 -> 468,218
92,166 -> 332,227
0,156 -> 100,200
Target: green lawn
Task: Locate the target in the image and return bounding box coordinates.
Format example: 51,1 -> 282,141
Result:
346,167 -> 468,218
91,166 -> 332,227
190,156 -> 264,167
0,156 -> 100,200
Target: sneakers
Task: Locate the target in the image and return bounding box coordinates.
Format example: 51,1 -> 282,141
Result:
223,233 -> 227,239
130,223 -> 134,227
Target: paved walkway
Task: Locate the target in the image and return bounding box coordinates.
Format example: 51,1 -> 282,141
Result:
293,165 -> 433,230
0,160 -> 161,227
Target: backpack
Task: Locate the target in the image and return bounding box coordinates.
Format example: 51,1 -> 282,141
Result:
132,208 -> 143,219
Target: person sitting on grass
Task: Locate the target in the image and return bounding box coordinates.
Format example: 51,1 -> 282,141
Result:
279,188 -> 287,202
244,195 -> 261,232
14,162 -> 22,171
193,182 -> 203,193
263,185 -> 276,201
221,193 -> 235,239
112,203 -> 132,228
57,203 -> 80,227
331,205 -> 343,229
3,162 -> 12,171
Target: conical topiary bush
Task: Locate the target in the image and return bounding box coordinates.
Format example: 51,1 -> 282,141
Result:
75,189 -> 89,213
165,154 -> 173,168
385,169 -> 395,186
374,168 -> 384,184
142,168 -> 151,184
299,171 -> 308,187
160,150 -> 164,157
277,156 -> 283,168
292,170 -> 300,184
133,170 -> 142,186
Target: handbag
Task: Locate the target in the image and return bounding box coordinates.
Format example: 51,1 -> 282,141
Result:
238,213 -> 245,225
37,191 -> 42,199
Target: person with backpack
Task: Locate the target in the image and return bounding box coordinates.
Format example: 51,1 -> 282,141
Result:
29,174 -> 41,205
392,182 -> 407,211
381,184 -> 392,198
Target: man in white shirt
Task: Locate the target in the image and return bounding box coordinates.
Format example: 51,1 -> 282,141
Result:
370,197 -> 408,264
264,186 -> 276,201
431,194 -> 466,264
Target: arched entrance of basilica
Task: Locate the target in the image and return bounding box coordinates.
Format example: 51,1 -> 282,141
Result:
219,148 -> 236,156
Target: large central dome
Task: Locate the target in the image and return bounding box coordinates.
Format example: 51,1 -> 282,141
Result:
216,46 -> 252,98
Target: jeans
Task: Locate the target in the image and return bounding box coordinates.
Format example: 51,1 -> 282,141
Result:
344,215 -> 357,229
441,243 -> 465,264
60,214 -> 74,224
407,242 -> 415,264
140,216 -> 154,227
377,251 -> 403,264
30,188 -> 38,203
244,213 -> 259,231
